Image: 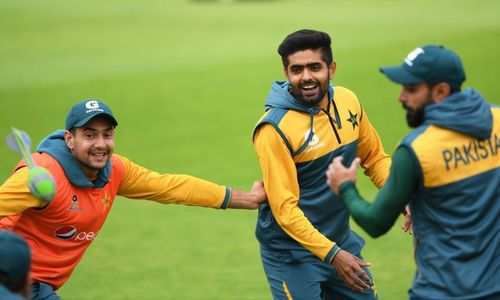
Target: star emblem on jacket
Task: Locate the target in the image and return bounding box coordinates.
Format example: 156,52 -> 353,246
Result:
347,110 -> 359,130
102,191 -> 110,208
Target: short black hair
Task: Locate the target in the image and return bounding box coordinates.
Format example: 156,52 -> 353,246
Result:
278,29 -> 333,67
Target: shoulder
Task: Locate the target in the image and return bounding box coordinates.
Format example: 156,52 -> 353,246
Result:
333,86 -> 362,111
334,86 -> 360,102
256,107 -> 290,127
253,107 -> 295,140
111,154 -> 128,172
399,125 -> 431,148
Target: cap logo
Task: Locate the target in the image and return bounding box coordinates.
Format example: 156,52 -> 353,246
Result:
404,47 -> 425,66
85,100 -> 100,109
84,100 -> 104,114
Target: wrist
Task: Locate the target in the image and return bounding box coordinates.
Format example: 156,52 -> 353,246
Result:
339,181 -> 355,197
325,244 -> 342,264
220,187 -> 232,209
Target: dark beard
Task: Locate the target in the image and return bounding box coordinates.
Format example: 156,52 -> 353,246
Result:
404,104 -> 425,128
290,79 -> 329,107
404,91 -> 434,128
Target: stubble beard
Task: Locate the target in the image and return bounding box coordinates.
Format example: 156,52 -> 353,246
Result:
291,78 -> 330,107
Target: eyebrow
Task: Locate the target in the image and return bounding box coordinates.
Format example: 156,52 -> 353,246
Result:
82,127 -> 114,132
289,62 -> 322,68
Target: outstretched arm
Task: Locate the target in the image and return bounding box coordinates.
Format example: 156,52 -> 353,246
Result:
117,155 -> 265,210
326,146 -> 419,237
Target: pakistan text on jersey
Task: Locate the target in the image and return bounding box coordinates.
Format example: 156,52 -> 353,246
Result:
442,133 -> 500,171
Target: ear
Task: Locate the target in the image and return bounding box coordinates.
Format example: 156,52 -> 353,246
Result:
64,130 -> 75,150
329,62 -> 336,79
432,83 -> 451,103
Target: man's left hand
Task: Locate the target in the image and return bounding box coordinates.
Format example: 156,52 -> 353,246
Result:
326,157 -> 360,194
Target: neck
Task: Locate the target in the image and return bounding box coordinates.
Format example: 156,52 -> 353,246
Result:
78,162 -> 99,181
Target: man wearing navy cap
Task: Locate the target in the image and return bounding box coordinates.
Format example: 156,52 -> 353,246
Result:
0,230 -> 31,300
326,45 -> 500,299
0,100 -> 267,299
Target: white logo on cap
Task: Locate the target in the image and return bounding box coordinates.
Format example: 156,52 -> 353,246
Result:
85,100 -> 100,109
404,47 -> 425,66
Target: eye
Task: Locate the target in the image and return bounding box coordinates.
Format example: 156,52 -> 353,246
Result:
290,66 -> 303,74
310,64 -> 322,71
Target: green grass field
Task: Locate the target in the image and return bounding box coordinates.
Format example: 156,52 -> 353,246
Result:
1,0 -> 499,299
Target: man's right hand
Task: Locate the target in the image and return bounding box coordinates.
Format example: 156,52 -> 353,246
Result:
401,204 -> 413,234
331,250 -> 372,292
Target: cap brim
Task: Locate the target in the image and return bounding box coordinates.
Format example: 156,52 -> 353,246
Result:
379,65 -> 423,84
73,113 -> 118,128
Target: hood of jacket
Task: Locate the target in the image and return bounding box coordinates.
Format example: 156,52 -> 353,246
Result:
424,88 -> 492,139
36,130 -> 111,188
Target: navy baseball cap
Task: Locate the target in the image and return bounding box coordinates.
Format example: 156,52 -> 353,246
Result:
380,45 -> 466,89
0,230 -> 31,290
65,99 -> 118,130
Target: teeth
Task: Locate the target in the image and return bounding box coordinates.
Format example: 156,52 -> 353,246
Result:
302,84 -> 317,90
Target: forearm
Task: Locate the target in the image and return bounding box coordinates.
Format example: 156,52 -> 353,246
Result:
339,182 -> 400,237
227,187 -> 262,210
117,155 -> 228,208
339,146 -> 419,237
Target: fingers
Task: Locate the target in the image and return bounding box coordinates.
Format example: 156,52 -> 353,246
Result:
250,180 -> 267,206
342,268 -> 371,292
353,256 -> 372,285
252,180 -> 264,190
332,250 -> 372,292
401,209 -> 413,235
333,156 -> 344,166
349,157 -> 361,172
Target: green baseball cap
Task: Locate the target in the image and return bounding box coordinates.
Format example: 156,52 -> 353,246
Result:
380,45 -> 466,89
0,230 -> 31,291
65,99 -> 118,130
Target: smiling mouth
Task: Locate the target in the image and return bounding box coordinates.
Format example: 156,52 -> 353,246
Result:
91,152 -> 108,159
300,82 -> 318,91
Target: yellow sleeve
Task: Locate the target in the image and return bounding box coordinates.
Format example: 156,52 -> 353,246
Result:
357,109 -> 391,188
116,155 -> 230,209
0,167 -> 47,217
254,124 -> 335,260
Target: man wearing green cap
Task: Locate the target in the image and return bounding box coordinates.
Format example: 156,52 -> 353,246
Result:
326,45 -> 500,299
0,100 -> 267,299
0,230 -> 31,300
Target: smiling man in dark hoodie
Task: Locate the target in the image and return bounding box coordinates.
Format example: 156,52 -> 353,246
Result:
252,29 -> 391,299
0,100 -> 266,300
327,45 -> 500,299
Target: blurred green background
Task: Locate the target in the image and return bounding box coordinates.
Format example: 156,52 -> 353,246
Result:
1,0 -> 499,299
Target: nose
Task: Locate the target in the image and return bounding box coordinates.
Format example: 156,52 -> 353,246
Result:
302,68 -> 313,81
94,135 -> 106,148
398,88 -> 406,104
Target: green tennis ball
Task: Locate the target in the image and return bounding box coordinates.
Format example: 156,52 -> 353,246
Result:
28,167 -> 56,203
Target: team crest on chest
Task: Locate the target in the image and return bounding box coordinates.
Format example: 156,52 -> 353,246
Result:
347,110 -> 359,130
67,195 -> 82,211
102,190 -> 110,208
